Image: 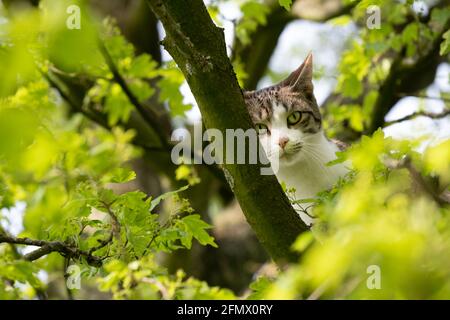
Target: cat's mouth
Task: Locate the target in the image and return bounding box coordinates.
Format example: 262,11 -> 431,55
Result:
279,146 -> 302,159
266,143 -> 303,161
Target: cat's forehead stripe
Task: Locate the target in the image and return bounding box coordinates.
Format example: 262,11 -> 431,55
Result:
244,85 -> 322,124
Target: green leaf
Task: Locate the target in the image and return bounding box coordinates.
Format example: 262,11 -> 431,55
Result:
175,165 -> 200,186
128,79 -> 155,102
104,84 -> 134,126
241,2 -> 270,24
349,106 -> 364,132
157,66 -> 193,117
128,54 -> 158,78
236,1 -> 270,45
292,231 -> 314,252
430,8 -> 450,30
104,167 -> 136,183
149,185 -> 189,211
440,30 -> 450,55
180,214 -> 218,248
0,261 -> 42,289
278,0 -> 293,10
247,276 -> 272,300
339,74 -> 363,98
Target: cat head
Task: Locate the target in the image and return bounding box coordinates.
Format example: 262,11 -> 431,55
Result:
244,53 -> 323,167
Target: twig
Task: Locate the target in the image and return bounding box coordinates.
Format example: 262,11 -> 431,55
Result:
89,232 -> 114,255
384,108 -> 450,126
98,40 -> 171,150
43,65 -> 228,186
42,70 -> 111,129
397,93 -> 450,103
141,277 -> 170,300
385,157 -> 449,206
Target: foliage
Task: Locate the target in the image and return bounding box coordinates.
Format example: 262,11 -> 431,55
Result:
235,1 -> 271,45
250,131 -> 450,299
0,0 -> 223,300
0,0 -> 449,301
325,1 -> 450,136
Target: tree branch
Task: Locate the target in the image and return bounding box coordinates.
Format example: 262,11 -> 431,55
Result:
366,7 -> 450,134
147,0 -> 308,264
233,0 -> 355,90
98,40 -> 171,150
322,2 -> 450,141
397,93 -> 450,103
384,108 -> 450,126
385,157 -> 449,206
0,234 -> 103,267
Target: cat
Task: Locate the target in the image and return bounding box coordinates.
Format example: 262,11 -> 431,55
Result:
244,53 -> 349,226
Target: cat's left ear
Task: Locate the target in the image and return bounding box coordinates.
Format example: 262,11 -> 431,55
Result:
279,52 -> 313,96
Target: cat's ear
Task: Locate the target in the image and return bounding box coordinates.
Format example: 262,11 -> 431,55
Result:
243,90 -> 255,101
279,52 -> 313,96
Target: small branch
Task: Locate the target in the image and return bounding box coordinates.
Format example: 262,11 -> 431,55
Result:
385,157 -> 449,206
397,93 -> 450,103
44,64 -> 228,188
384,108 -> 450,126
100,200 -> 121,239
42,70 -> 111,129
0,234 -> 103,267
89,232 -> 114,255
141,277 -> 170,300
98,40 -> 171,150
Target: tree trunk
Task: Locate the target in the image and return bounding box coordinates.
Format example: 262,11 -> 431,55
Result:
147,0 -> 308,264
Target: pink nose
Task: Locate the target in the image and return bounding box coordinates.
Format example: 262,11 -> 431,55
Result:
278,137 -> 289,149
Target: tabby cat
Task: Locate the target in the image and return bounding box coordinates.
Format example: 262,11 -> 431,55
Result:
244,53 -> 349,225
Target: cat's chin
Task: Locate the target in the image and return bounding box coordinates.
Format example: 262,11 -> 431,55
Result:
277,151 -> 304,167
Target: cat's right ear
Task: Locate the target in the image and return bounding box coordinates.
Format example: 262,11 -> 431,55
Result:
278,52 -> 313,95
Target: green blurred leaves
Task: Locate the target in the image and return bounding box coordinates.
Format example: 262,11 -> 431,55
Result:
440,30 -> 450,55
236,1 -> 270,45
278,0 -> 292,11
255,131 -> 450,299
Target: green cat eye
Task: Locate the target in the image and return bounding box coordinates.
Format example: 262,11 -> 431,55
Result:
255,123 -> 268,134
287,111 -> 302,125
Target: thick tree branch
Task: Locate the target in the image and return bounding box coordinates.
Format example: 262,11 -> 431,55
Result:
147,0 -> 308,263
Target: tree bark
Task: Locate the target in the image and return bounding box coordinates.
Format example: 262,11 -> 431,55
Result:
147,0 -> 308,263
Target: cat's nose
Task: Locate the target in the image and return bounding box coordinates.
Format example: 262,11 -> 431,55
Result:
278,137 -> 289,149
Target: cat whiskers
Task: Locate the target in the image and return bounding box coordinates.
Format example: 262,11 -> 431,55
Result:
285,141 -> 303,154
301,144 -> 334,183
